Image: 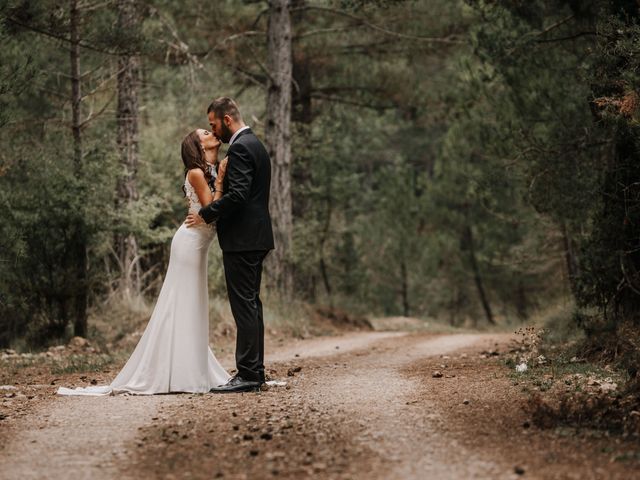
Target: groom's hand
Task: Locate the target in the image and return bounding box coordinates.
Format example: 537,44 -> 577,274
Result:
185,213 -> 204,228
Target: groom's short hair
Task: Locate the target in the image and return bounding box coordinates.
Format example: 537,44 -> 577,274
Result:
207,97 -> 242,121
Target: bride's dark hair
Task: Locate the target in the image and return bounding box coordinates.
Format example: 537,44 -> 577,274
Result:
181,130 -> 212,195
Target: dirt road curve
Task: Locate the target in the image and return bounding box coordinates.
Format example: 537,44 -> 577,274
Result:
1,332 -> 637,480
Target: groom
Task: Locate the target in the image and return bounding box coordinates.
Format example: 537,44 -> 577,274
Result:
186,97 -> 274,393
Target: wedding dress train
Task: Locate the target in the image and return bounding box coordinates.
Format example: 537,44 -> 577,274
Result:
57,177 -> 230,396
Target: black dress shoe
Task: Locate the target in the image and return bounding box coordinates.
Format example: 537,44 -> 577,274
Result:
209,375 -> 261,393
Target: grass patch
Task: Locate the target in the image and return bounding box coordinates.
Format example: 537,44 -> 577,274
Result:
263,297 -> 316,338
504,302 -> 639,438
50,354 -> 115,375
613,451 -> 640,463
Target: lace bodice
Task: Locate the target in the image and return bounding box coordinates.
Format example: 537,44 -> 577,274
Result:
184,177 -> 204,213
184,171 -> 216,233
184,168 -> 217,213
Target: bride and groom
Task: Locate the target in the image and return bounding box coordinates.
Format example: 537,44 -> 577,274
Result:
57,97 -> 274,396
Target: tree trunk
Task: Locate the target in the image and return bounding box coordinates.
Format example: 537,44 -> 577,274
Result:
319,258 -> 332,304
70,0 -> 87,338
116,0 -> 141,300
515,280 -> 528,320
462,224 -> 495,326
448,287 -> 462,327
290,1 -> 316,299
318,193 -> 333,305
70,0 -> 81,175
400,259 -> 410,317
265,0 -> 293,297
561,222 -> 580,299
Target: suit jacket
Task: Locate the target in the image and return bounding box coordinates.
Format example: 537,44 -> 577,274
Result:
199,128 -> 275,252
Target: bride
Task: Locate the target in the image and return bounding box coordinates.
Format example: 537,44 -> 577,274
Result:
57,129 -> 231,395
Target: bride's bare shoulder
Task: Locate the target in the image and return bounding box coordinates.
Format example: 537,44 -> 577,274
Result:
186,168 -> 206,184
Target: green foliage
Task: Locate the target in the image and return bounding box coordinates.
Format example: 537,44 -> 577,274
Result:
464,0 -> 640,342
3,0 -> 638,349
0,0 -> 176,347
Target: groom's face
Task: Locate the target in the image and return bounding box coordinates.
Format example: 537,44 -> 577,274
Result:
208,112 -> 233,144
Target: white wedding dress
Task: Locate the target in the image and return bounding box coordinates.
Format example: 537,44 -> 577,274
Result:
57,176 -> 231,396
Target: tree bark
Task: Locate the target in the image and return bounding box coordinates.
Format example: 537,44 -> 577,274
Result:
265,0 -> 293,297
462,224 -> 495,326
116,0 -> 141,299
318,192 -> 333,305
70,0 -> 87,338
400,259 -> 410,317
70,0 -> 81,175
561,222 -> 580,299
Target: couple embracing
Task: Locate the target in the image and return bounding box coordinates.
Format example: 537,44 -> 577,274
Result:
58,97 -> 273,396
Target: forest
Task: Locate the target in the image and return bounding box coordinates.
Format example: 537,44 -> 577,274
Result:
1,0 -> 639,374
2,1 -> 640,476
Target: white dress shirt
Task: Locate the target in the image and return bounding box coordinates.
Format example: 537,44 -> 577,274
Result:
229,125 -> 250,145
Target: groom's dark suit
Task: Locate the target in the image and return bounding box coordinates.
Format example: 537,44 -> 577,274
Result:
199,128 -> 274,383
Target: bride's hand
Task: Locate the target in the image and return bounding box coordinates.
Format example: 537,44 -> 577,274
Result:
218,157 -> 229,179
185,212 -> 204,228
215,157 -> 228,192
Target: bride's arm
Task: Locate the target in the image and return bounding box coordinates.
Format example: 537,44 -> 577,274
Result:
187,168 -> 213,206
185,159 -> 229,228
212,157 -> 228,202
187,158 -> 229,206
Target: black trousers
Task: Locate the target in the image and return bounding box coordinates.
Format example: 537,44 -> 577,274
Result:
222,250 -> 269,383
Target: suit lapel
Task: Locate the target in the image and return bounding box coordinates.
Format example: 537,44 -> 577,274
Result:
233,128 -> 252,143
223,128 -> 252,189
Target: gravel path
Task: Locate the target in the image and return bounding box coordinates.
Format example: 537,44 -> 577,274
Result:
1,331 -> 638,480
0,393 -> 175,479
126,332 -> 515,480
303,333 -> 510,479
0,332 -> 411,480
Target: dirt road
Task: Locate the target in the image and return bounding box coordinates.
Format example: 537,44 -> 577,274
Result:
1,332 -> 638,479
